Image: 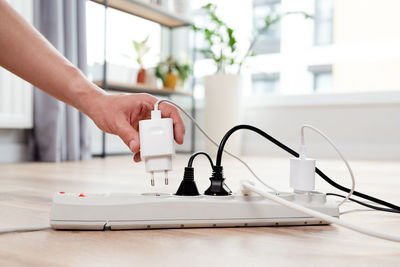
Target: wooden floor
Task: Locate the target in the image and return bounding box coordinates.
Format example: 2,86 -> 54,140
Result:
0,154 -> 399,266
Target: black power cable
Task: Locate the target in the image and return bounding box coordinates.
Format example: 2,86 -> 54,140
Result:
327,193 -> 400,213
215,124 -> 400,212
187,152 -> 214,168
186,152 -> 231,196
176,151 -> 215,196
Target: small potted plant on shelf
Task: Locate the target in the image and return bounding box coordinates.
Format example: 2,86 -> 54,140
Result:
155,57 -> 191,90
192,3 -> 312,154
133,36 -> 150,84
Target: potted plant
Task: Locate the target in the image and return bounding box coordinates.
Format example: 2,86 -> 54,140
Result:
133,36 -> 150,84
192,3 -> 311,154
155,57 -> 191,90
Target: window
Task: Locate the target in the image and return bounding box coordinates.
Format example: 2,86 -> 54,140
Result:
314,0 -> 334,46
251,73 -> 280,95
190,0 -> 400,97
313,72 -> 332,92
86,1 -> 162,83
252,0 -> 281,54
309,65 -> 333,93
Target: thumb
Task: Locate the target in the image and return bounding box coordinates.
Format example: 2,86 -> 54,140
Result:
116,119 -> 140,153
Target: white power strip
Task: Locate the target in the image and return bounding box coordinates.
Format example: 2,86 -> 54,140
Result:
50,191 -> 339,230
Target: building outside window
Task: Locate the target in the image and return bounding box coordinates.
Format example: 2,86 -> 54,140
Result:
188,0 -> 400,98
314,0 -> 333,46
252,0 -> 281,54
251,73 -> 280,95
309,65 -> 333,93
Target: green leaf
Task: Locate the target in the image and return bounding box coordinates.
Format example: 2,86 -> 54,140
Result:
155,63 -> 165,83
133,41 -> 140,52
265,15 -> 272,27
191,24 -> 200,31
198,48 -> 215,59
141,35 -> 149,46
227,27 -> 236,52
204,28 -> 215,46
210,12 -> 224,26
202,3 -> 213,10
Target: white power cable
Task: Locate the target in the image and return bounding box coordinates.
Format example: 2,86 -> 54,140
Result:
155,99 -> 279,193
242,182 -> 400,242
0,225 -> 50,234
300,125 -> 355,207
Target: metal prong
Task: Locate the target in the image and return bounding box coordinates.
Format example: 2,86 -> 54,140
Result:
164,170 -> 168,185
151,172 -> 155,186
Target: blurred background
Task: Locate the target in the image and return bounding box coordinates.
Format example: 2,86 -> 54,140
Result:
0,0 -> 399,163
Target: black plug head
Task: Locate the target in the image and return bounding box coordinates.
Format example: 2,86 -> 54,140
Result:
204,166 -> 232,196
175,167 -> 200,196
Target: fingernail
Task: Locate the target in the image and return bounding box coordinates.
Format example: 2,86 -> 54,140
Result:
129,140 -> 135,152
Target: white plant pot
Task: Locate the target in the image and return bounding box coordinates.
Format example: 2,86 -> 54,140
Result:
203,73 -> 249,155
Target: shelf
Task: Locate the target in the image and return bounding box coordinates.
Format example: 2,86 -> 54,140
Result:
93,81 -> 193,97
91,0 -> 192,28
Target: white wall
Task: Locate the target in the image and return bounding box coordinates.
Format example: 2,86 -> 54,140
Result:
242,105 -> 400,161
193,92 -> 400,161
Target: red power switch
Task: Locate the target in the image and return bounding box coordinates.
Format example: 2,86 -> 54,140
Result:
78,194 -> 86,197
59,192 -> 65,194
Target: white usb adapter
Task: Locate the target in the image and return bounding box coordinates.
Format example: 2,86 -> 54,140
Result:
289,144 -> 316,192
139,109 -> 175,186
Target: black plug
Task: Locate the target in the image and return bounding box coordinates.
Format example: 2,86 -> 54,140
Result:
204,165 -> 232,196
175,167 -> 200,196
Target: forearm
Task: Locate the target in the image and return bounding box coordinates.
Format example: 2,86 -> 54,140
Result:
0,0 -> 104,115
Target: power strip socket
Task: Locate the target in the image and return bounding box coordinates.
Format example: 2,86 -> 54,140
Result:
50,191 -> 339,230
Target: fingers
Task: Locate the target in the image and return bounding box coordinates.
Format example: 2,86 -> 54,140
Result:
128,137 -> 140,153
134,94 -> 186,144
129,101 -> 152,130
115,117 -> 140,153
139,102 -> 152,121
158,102 -> 185,144
133,152 -> 141,162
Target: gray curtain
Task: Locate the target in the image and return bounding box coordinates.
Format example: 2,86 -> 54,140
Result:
31,0 -> 91,162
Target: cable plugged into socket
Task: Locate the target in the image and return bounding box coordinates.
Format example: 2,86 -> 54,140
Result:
176,151 -> 214,196
175,167 -> 200,196
204,166 -> 232,196
289,144 -> 316,193
139,109 -> 175,186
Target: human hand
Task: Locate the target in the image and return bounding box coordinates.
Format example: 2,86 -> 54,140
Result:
86,92 -> 185,162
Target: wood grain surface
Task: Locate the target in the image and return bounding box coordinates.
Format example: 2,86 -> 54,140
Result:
0,154 -> 399,267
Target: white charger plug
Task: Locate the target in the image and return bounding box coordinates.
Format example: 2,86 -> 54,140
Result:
289,144 -> 316,193
139,109 -> 175,186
